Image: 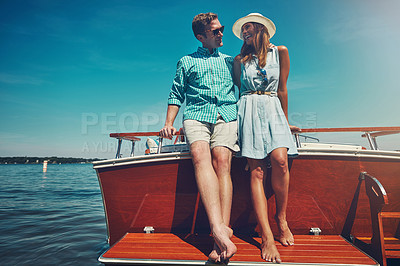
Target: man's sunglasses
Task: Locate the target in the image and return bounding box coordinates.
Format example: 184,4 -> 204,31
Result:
205,26 -> 225,36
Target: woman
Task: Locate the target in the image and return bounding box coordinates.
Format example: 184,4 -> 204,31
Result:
232,13 -> 300,263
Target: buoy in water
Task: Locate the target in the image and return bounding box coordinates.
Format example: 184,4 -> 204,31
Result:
43,160 -> 48,172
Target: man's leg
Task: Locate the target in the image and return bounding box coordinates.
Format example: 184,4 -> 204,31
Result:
208,146 -> 233,261
212,146 -> 233,225
210,116 -> 238,225
190,141 -> 237,261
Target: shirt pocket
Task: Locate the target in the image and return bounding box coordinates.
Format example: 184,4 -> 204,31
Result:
266,64 -> 280,82
188,64 -> 213,88
215,67 -> 233,87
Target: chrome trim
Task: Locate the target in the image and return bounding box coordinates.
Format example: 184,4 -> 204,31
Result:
294,133 -> 301,148
365,132 -> 379,150
93,152 -> 192,169
309,227 -> 322,235
130,141 -> 135,157
157,137 -> 163,154
297,148 -> 400,160
143,226 -> 155,234
115,138 -> 122,158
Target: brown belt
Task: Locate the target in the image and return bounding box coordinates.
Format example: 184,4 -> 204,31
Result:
249,91 -> 275,95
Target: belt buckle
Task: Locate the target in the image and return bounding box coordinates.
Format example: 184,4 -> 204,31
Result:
257,91 -> 262,95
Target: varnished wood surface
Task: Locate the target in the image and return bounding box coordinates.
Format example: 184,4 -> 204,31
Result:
109,127 -> 400,138
358,237 -> 400,259
298,126 -> 400,133
97,160 -> 199,245
100,233 -> 378,265
96,154 -> 400,246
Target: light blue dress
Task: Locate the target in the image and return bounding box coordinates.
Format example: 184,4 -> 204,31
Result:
237,46 -> 298,159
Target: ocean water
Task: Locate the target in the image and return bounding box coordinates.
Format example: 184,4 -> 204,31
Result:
0,164 -> 108,265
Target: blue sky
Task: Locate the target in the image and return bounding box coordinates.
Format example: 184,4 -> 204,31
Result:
1,0 -> 399,158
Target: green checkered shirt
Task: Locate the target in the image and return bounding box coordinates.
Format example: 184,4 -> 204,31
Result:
168,47 -> 237,123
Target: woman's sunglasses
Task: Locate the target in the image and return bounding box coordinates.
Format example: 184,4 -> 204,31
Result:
257,67 -> 268,84
205,26 -> 225,36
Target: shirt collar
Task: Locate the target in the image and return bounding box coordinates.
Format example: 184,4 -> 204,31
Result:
198,46 -> 219,56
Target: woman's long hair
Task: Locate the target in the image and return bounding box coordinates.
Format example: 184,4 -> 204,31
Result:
240,22 -> 270,68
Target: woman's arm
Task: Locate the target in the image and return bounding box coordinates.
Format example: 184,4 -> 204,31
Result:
278,46 -> 300,132
277,46 -> 289,119
233,55 -> 242,89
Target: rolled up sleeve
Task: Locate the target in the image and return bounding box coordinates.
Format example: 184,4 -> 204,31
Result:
168,60 -> 186,106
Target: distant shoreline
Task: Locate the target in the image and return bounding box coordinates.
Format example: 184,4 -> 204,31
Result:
0,156 -> 105,164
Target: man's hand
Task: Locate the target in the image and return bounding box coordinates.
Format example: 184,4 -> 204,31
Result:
160,125 -> 177,140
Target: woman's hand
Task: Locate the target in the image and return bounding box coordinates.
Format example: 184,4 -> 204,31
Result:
233,55 -> 242,88
289,125 -> 301,133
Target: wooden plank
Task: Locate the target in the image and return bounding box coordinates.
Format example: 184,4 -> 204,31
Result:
361,131 -> 400,138
357,236 -> 400,257
108,127 -> 400,138
380,212 -> 400,218
100,233 -> 378,265
386,250 -> 400,258
384,238 -> 400,259
110,132 -> 184,138
299,126 -> 400,133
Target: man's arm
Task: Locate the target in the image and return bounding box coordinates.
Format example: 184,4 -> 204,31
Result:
160,59 -> 186,139
160,105 -> 180,139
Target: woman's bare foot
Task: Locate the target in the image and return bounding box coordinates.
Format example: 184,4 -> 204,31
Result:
261,239 -> 281,263
211,224 -> 237,261
275,216 -> 294,246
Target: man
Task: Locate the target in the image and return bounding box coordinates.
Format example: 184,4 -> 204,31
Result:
159,13 -> 238,262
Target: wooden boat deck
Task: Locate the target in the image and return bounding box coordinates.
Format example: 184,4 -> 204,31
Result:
357,237 -> 400,259
99,233 -> 378,265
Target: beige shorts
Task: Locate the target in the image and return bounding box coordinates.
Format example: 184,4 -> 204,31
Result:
183,115 -> 239,152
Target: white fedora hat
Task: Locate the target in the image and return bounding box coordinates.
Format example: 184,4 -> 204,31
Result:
232,13 -> 276,40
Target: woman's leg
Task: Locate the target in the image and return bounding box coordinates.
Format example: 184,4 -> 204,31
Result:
270,147 -> 294,246
248,158 -> 281,263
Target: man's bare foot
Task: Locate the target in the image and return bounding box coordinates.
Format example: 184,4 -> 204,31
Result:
208,242 -> 221,262
275,216 -> 294,246
209,226 -> 234,262
261,239 -> 281,263
212,224 -> 237,261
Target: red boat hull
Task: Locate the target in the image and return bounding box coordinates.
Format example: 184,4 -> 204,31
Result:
95,152 -> 400,246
